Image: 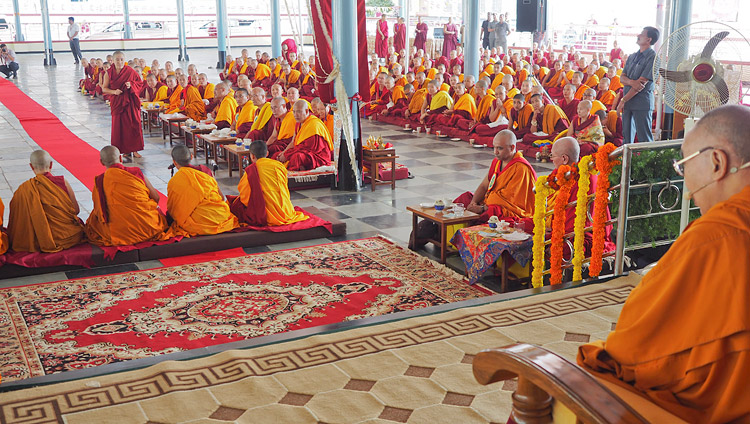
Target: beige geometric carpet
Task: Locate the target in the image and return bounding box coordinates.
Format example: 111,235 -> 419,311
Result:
0,274 -> 640,424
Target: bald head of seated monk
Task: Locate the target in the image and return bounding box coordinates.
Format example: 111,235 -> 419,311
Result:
270,84 -> 284,101
311,97 -> 334,138
232,88 -> 256,133
7,150 -> 85,253
452,130 -> 536,222
166,145 -> 238,237
85,146 -> 171,246
286,87 -> 300,105
210,82 -> 238,129
275,100 -> 333,171
237,74 -> 251,91
228,140 -> 309,227
578,105 -> 750,423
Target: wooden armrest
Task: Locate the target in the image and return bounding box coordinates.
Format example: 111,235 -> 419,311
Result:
473,343 -> 647,424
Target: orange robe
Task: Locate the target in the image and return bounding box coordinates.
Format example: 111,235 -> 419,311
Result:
167,166 -> 238,236
7,174 -> 85,253
230,157 -> 308,226
245,102 -> 273,140
0,198 -> 7,255
574,84 -> 590,100
281,114 -> 333,171
583,74 -> 599,88
578,185 -> 750,424
267,111 -> 297,156
165,85 -> 184,113
198,83 -> 215,101
85,164 -> 170,246
609,75 -> 624,92
181,85 -> 206,121
235,102 -> 258,134
214,95 -> 238,129
597,89 -> 616,109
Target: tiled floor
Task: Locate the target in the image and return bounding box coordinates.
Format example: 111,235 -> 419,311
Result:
0,48 -> 555,284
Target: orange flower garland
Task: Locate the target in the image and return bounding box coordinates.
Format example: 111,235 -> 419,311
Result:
589,143 -> 620,277
548,165 -> 577,285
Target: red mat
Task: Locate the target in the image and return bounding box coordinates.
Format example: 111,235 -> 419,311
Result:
0,78 -> 168,210
159,247 -> 247,267
0,237 -> 489,382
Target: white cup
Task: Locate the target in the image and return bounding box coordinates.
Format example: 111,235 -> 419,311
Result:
453,203 -> 465,217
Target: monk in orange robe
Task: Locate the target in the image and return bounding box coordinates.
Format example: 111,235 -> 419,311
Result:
366,75 -> 394,116
597,109 -> 623,146
434,83 -> 476,129
219,55 -> 235,81
85,146 -> 171,246
274,100 -> 333,171
522,94 -> 569,146
607,65 -> 623,92
175,74 -> 206,121
299,62 -> 317,98
266,97 -> 297,156
278,62 -> 301,90
228,140 -> 309,226
163,75 -> 184,114
167,146 -> 238,236
197,73 -> 215,104
231,88 -> 257,135
7,150 -> 85,253
252,60 -> 273,90
596,77 -> 617,109
403,86 -> 428,124
469,83 -> 509,138
452,130 -> 536,223
509,94 -> 534,139
578,105 -> 750,423
243,88 -> 273,140
419,80 -> 454,126
0,197 -> 8,255
209,82 -> 237,129
311,98 -> 334,139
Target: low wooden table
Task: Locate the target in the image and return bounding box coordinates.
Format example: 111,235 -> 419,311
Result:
407,205 -> 479,264
223,144 -> 252,178
363,148 -> 398,191
140,106 -> 162,134
159,113 -> 188,146
198,134 -> 236,165
182,125 -> 214,157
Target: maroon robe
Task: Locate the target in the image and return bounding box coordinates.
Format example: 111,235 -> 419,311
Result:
267,115 -> 295,156
227,163 -> 268,226
394,23 -> 406,53
559,98 -> 580,122
375,19 -> 389,58
107,65 -> 144,155
442,24 -> 458,57
521,109 -> 569,144
283,134 -> 332,171
415,23 -> 428,51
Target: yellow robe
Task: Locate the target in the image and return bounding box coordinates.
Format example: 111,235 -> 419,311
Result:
85,166 -> 170,246
165,85 -> 184,114
7,174 -> 85,253
235,102 -> 257,130
215,95 -> 238,125
167,167 -> 238,236
237,158 -> 308,226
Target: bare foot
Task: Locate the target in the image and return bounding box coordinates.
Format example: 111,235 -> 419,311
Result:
133,152 -> 142,158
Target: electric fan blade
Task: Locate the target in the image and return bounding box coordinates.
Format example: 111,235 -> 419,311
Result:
658,68 -> 691,82
710,76 -> 730,104
700,31 -> 729,59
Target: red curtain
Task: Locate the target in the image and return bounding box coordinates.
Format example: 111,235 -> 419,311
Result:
308,0 -> 370,103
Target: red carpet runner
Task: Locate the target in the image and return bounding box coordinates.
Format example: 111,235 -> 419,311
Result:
0,78 -> 167,209
0,237 -> 489,382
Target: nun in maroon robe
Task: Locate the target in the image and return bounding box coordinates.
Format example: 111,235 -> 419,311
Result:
375,16 -> 389,59
393,18 -> 406,53
414,17 -> 428,51
104,53 -> 145,156
442,18 -> 459,58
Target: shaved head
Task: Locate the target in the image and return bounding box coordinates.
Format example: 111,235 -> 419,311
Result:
693,104 -> 750,163
551,137 -> 580,167
100,146 -> 121,167
30,150 -> 52,172
171,145 -> 192,167
493,130 -> 517,162
249,140 -> 268,160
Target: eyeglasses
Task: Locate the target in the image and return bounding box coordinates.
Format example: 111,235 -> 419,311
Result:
673,147 -> 714,176
673,146 -> 750,176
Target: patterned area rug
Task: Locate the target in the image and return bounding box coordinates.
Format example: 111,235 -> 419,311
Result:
0,237 -> 489,383
0,274 -> 640,424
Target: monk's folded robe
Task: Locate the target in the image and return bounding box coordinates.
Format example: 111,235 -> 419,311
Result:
228,158 -> 309,226
167,165 -> 238,237
522,104 -> 569,145
320,113 -> 334,139
434,92 -> 476,128
583,74 -> 599,89
0,198 -> 7,255
366,88 -> 392,115
109,65 -> 145,155
559,98 -> 580,122
245,102 -> 273,140
299,71 -> 317,97
597,89 -> 616,109
394,88 -> 427,120
181,85 -> 206,122
7,173 -> 85,253
423,90 -> 454,126
267,111 -> 297,156
85,164 -> 171,246
574,84 -> 591,100
510,103 -> 534,138
389,85 -> 407,111
577,185 -> 750,424
609,74 -> 624,92
252,63 -> 273,90
280,114 -> 333,171
214,94 -> 238,129
144,82 -> 167,103
235,102 -> 257,134
164,85 -> 184,114
454,151 -> 537,223
281,69 -> 301,89
198,83 -> 215,101
490,72 -> 505,91
604,110 -> 624,146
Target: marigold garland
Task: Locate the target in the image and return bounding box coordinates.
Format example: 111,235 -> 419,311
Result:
572,157 -> 594,281
531,175 -> 553,288
589,143 -> 621,277
549,165 -> 577,285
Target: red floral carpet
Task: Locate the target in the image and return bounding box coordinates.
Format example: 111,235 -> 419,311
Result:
0,237 -> 489,382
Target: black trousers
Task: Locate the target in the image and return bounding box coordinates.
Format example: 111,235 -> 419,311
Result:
0,62 -> 19,77
70,38 -> 83,61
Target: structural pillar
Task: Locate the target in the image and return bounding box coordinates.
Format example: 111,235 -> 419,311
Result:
271,0 -> 281,58
297,0 -> 304,57
176,0 -> 189,61
122,0 -> 132,39
464,0 -> 480,79
12,0 -> 23,42
215,0 -> 229,68
333,0 -> 362,191
40,0 -> 55,65
402,0 -> 410,73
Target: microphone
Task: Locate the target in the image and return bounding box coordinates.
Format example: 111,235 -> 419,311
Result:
683,179 -> 715,201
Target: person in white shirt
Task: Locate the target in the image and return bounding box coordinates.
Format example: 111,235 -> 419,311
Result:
68,17 -> 83,64
0,44 -> 18,79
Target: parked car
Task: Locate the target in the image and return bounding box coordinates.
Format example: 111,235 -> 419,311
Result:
0,16 -> 15,40
87,21 -> 165,40
202,19 -> 256,37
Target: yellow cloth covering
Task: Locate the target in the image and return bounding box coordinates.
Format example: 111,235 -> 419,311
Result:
574,84 -> 590,100
251,103 -> 273,131
490,72 -> 505,91
294,114 -> 333,150
409,88 -> 428,114
392,85 -> 406,103
235,102 -> 257,130
429,90 -> 453,111
591,100 -> 607,115
595,66 -> 607,78
254,63 -> 272,81
501,65 -> 515,76
165,85 -> 184,114
85,167 -> 171,246
7,175 -> 84,253
167,167 -> 238,236
485,152 -> 536,219
271,63 -> 281,78
182,86 -> 206,122
0,198 -> 8,255
322,114 -> 334,139
440,83 -> 450,92
453,93 -> 477,117
542,104 -> 568,134
426,68 -> 437,80
215,95 -> 238,124
201,83 -> 215,100
151,85 -> 168,103
584,74 -> 599,88
284,69 -> 301,84
476,94 -> 495,121
277,112 -> 297,141
609,75 -> 623,92
237,158 -> 308,226
578,185 -> 750,424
